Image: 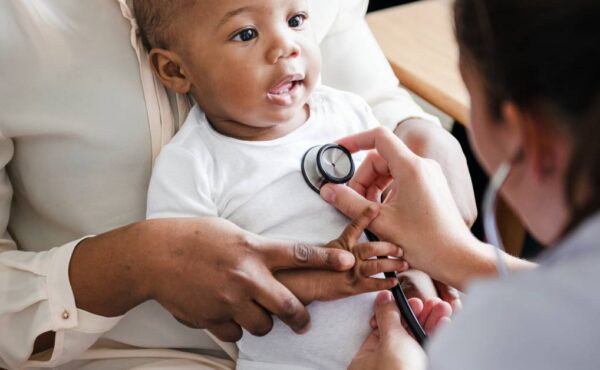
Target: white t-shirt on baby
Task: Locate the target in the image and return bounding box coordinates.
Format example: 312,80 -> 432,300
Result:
147,85 -> 381,370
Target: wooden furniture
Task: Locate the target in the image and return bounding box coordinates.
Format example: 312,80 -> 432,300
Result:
367,0 -> 526,256
366,0 -> 468,125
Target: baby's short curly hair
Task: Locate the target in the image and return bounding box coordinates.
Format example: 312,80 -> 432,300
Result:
132,0 -> 195,50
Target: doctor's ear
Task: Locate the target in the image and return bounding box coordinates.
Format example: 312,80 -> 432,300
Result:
501,102 -> 568,181
148,48 -> 192,94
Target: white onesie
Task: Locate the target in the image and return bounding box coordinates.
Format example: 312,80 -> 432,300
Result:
147,85 -> 381,370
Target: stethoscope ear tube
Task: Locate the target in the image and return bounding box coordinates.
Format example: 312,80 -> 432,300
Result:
365,229 -> 428,345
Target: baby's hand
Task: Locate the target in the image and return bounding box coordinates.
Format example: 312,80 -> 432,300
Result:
369,297 -> 452,336
276,206 -> 408,304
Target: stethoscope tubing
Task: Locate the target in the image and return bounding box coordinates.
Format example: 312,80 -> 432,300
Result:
301,144 -> 427,345
365,229 -> 428,345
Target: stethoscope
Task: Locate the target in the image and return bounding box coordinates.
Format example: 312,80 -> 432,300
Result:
301,144 -> 428,345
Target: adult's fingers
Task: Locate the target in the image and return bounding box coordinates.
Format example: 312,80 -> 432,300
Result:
252,275 -> 311,334
371,296 -> 423,330
206,321 -> 244,342
422,298 -> 452,334
349,151 -> 393,200
320,183 -> 375,221
434,280 -> 462,312
336,127 -> 416,178
373,290 -> 406,343
354,242 -> 403,260
260,237 -> 355,271
233,302 -> 274,337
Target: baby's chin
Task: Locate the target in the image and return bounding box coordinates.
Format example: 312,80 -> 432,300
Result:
259,100 -> 310,125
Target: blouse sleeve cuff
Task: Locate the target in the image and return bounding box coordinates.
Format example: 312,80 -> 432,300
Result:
26,237 -> 124,367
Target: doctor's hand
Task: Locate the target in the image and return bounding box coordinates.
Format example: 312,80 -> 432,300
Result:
349,291 -> 430,370
395,119 -> 477,227
70,217 -> 356,343
276,206 -> 408,305
320,127 -> 480,290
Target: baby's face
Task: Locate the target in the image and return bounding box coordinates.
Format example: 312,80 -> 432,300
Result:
170,0 -> 321,130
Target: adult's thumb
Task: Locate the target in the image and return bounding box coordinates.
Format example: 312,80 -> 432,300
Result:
320,184 -> 374,220
374,291 -> 405,343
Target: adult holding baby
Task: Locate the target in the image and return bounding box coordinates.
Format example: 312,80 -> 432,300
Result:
0,0 -> 474,369
317,0 -> 600,368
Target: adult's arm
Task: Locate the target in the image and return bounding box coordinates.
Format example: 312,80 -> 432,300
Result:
0,146 -> 355,370
320,128 -> 534,290
319,0 -> 477,226
0,134 -> 121,369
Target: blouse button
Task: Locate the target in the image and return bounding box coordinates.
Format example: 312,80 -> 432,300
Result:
62,310 -> 70,320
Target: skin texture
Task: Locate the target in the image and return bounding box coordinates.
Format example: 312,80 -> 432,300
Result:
321,58 -> 571,368
150,0 -> 320,141
33,0 -> 472,360
460,59 -> 572,244
146,0 -> 457,330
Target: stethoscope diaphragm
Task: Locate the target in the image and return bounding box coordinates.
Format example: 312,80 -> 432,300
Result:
301,144 -> 355,193
300,143 -> 428,345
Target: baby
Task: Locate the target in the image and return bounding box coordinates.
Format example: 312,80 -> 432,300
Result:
139,0 -> 448,369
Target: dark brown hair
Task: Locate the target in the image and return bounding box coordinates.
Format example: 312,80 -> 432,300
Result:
133,0 -> 194,50
454,0 -> 600,231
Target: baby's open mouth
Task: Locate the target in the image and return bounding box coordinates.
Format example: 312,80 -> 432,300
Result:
267,74 -> 305,106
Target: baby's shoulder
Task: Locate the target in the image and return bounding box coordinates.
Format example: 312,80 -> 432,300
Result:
163,106 -> 215,156
154,106 -> 217,172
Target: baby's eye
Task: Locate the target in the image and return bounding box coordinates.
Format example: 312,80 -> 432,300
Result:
288,14 -> 307,28
232,28 -> 258,42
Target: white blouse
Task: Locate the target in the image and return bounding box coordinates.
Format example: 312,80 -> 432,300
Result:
0,0 -> 438,368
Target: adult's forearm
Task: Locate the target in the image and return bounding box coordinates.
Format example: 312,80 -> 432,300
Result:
438,236 -> 536,291
69,222 -> 152,317
33,222 -> 153,355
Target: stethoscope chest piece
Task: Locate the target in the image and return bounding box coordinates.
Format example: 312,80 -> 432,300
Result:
301,144 -> 355,193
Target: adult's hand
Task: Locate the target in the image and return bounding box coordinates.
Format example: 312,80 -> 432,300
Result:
69,217 -> 356,343
395,119 -> 477,227
348,291 -> 428,370
320,127 -> 492,289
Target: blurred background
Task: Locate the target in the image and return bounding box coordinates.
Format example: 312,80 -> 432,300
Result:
368,0 -> 416,12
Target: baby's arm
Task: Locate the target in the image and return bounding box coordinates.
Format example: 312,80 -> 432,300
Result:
276,206 -> 408,304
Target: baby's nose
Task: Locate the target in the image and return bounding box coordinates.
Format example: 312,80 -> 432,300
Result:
267,35 -> 301,64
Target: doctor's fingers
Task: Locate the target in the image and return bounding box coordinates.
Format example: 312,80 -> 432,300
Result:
259,236 -> 355,272
370,298 -> 424,330
420,298 -> 452,335
320,183 -> 376,222
336,127 -> 418,178
349,151 -> 393,202
373,291 -> 407,343
252,274 -> 312,334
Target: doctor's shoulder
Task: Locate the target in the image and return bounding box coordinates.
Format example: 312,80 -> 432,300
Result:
427,264 -> 600,370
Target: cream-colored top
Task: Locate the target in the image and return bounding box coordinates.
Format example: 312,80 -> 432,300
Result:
0,1 -> 438,369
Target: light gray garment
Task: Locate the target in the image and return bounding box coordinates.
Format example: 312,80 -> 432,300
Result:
428,213 -> 600,370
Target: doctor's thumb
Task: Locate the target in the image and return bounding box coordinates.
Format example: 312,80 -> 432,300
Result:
321,184 -> 374,220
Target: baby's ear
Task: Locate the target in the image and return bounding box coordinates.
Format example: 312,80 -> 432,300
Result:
148,48 -> 191,94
